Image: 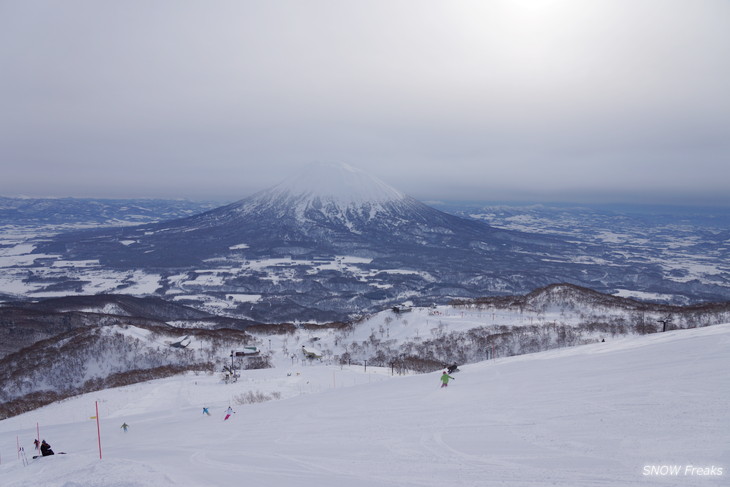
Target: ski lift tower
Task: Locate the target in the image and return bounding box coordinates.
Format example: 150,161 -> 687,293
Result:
658,318 -> 671,332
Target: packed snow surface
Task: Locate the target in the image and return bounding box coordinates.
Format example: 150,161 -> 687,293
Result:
1,325 -> 728,486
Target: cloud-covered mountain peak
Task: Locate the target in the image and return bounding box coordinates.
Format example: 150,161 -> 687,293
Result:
263,162 -> 405,207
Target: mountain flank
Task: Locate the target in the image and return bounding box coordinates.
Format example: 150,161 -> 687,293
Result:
2,284 -> 728,419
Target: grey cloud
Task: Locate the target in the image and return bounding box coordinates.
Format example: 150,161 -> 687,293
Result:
1,0 -> 728,204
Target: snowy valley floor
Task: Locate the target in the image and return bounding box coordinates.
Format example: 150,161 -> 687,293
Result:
1,324 -> 729,487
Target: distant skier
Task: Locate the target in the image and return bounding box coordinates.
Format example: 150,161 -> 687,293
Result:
202,407 -> 211,416
40,440 -> 54,456
33,439 -> 40,451
224,406 -> 235,421
447,363 -> 459,374
121,422 -> 129,432
440,371 -> 455,388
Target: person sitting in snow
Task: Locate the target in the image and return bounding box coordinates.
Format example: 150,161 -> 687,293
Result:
440,371 -> 455,388
40,440 -> 54,456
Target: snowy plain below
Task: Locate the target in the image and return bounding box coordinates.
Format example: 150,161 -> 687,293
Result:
1,324 -> 728,487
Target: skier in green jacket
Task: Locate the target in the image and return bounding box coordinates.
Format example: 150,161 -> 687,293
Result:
440,371 -> 455,388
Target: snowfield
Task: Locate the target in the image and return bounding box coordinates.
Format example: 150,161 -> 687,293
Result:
1,324 -> 728,486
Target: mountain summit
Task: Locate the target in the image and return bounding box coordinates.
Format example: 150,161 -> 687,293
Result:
266,162 -> 405,207
230,162 -> 413,229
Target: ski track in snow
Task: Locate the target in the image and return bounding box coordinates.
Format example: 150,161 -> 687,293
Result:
1,324 -> 729,486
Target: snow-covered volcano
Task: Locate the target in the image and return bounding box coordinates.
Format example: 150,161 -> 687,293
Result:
43,162 -> 523,265
34,163 -> 663,321
225,162 -> 423,231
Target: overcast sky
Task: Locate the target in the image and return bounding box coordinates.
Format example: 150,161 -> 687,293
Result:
1,0 -> 729,205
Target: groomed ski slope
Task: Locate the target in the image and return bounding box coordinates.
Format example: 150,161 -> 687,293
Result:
1,324 -> 728,486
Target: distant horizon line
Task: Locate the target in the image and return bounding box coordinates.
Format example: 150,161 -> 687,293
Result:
2,193 -> 729,209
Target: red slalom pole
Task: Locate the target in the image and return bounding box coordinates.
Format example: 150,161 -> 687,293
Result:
36,423 -> 40,452
95,401 -> 103,460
